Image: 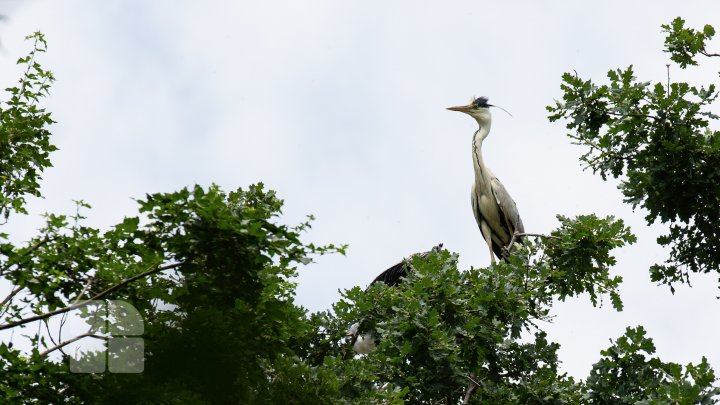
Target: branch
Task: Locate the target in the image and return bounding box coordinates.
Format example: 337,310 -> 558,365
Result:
0,235 -> 53,276
604,109 -> 659,120
577,90 -> 658,121
39,332 -> 108,357
43,319 -> 57,347
17,36 -> 39,103
463,373 -> 481,404
514,232 -> 560,240
55,275 -> 97,353
0,285 -> 24,309
700,49 -> 720,58
0,261 -> 182,332
505,232 -> 560,254
73,276 -> 96,304
567,134 -> 634,167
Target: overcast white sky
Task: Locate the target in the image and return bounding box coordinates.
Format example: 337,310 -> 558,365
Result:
0,0 -> 718,380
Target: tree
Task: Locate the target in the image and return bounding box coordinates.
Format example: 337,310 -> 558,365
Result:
0,24 -> 718,404
547,17 -> 720,292
0,33 -> 348,404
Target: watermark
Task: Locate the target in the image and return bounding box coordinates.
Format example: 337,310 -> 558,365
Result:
69,300 -> 144,373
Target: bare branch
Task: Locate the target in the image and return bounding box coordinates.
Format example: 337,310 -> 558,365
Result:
0,285 -> 25,310
55,275 -> 97,354
44,319 -> 57,347
463,373 -> 481,404
515,232 -> 561,240
73,276 -> 96,304
39,332 -> 108,357
700,49 -> 720,58
505,231 -> 560,255
0,261 -> 182,332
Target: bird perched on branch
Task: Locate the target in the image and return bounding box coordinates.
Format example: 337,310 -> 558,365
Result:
347,244 -> 444,354
369,243 -> 444,286
447,96 -> 524,264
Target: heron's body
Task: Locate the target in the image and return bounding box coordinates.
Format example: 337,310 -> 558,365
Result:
369,243 -> 443,286
448,97 -> 524,263
347,244 -> 444,354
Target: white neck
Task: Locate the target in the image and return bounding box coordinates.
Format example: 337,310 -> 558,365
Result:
474,121 -> 491,143
472,124 -> 492,189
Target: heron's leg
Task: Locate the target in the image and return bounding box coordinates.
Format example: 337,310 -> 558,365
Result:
480,220 -> 496,265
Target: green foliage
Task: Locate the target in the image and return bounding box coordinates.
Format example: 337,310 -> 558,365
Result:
0,180 -> 347,403
662,17 -> 717,68
2,199 -> 637,404
61,184 -> 346,404
0,344 -> 81,404
584,326 -> 720,404
0,28 -> 716,404
0,32 -> 56,220
547,17 -> 720,291
543,214 -> 635,310
332,217 -> 636,403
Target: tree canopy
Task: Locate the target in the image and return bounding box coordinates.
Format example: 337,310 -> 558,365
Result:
0,22 -> 718,403
547,17 -> 720,292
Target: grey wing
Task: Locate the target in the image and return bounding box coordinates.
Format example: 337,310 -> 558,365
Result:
490,176 -> 524,239
471,184 -> 504,259
370,260 -> 407,287
368,244 -> 443,288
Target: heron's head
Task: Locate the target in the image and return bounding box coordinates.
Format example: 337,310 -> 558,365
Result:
447,96 -> 493,125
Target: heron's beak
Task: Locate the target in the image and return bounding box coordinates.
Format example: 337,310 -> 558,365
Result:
446,104 -> 473,113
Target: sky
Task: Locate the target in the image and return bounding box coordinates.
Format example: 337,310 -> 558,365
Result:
0,0 -> 718,380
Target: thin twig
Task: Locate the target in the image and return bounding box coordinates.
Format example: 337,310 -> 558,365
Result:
56,275 -> 97,352
34,320 -> 41,351
515,232 -> 560,240
505,232 -> 560,254
0,235 -> 52,276
604,109 -> 659,120
73,276 -> 96,304
39,332 -> 108,357
0,261 -> 181,332
466,373 -> 482,386
17,36 -> 39,103
567,134 -> 634,166
44,319 -> 57,347
0,285 -> 24,309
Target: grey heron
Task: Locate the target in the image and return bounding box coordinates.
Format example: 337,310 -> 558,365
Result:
348,244 -> 444,354
447,97 -> 524,264
368,243 -> 443,286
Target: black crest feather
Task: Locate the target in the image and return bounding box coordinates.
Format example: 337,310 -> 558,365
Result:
473,96 -> 491,108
